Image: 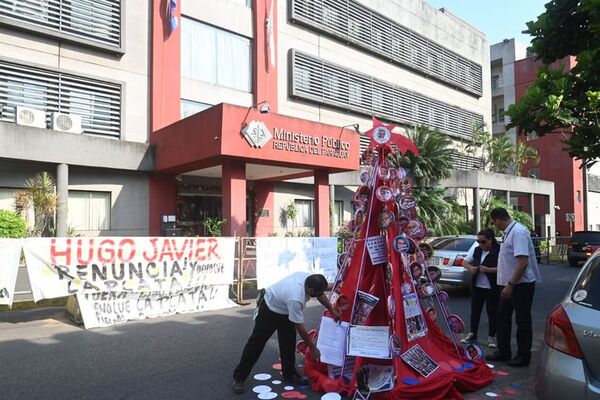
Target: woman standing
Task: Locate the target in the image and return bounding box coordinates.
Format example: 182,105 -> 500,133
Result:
461,229 -> 501,348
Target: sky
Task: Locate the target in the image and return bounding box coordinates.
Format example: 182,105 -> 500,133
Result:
425,0 -> 548,46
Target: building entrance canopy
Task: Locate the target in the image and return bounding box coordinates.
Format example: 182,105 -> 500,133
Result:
153,103 -> 360,177
151,103 -> 361,237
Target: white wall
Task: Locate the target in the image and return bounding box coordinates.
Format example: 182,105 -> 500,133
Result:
0,1 -> 150,143
277,0 -> 491,132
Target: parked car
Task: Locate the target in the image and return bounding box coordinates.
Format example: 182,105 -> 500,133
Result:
567,231 -> 600,267
536,248 -> 600,399
429,235 -> 478,289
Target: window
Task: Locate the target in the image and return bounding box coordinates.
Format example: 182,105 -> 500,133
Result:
290,0 -> 482,96
181,99 -> 211,118
491,75 -> 500,89
291,51 -> 484,140
332,200 -> 344,227
571,256 -> 600,310
68,191 -> 111,230
294,199 -> 314,227
0,188 -> 16,211
181,18 -> 251,92
0,0 -> 121,48
577,190 -> 582,203
498,108 -> 505,123
0,60 -> 121,137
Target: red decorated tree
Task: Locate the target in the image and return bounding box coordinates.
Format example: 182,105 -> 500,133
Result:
301,118 -> 494,399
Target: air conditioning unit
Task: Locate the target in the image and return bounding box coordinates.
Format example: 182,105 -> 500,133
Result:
15,106 -> 46,129
51,112 -> 82,134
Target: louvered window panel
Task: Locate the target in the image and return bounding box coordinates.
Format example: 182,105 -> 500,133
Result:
291,51 -> 483,139
291,0 -> 482,97
0,0 -> 121,48
450,151 -> 484,171
0,60 -> 121,137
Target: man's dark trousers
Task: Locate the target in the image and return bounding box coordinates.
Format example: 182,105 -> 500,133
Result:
496,282 -> 536,359
233,302 -> 297,382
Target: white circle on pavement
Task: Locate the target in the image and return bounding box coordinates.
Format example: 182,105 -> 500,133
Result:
272,380 -> 282,384
486,363 -> 495,368
258,392 -> 278,399
322,393 -> 342,400
485,392 -> 498,397
284,386 -> 294,390
254,373 -> 272,381
253,385 -> 272,393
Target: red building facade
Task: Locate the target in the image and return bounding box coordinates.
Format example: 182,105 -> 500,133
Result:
514,56 -> 585,236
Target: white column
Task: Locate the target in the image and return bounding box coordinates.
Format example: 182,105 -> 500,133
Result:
56,163 -> 69,237
474,187 -> 481,233
329,184 -> 335,235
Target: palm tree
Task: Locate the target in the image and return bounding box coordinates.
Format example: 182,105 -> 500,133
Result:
413,186 -> 466,236
387,126 -> 466,236
513,141 -> 540,176
13,172 -> 59,236
386,125 -> 454,187
465,124 -> 514,174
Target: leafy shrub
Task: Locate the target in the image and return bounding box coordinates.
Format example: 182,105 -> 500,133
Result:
0,210 -> 27,238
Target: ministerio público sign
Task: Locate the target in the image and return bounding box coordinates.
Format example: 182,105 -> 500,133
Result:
242,120 -> 351,159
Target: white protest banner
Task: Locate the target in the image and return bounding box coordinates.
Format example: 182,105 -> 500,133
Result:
77,284 -> 233,329
0,239 -> 23,306
256,237 -> 339,288
23,237 -> 235,301
312,237 -> 338,283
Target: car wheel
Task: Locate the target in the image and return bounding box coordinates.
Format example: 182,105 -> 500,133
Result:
568,257 -> 578,267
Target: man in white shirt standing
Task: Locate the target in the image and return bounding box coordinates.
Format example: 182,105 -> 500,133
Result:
232,272 -> 339,394
486,208 -> 541,367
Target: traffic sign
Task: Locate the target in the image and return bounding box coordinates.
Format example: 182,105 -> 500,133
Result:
565,213 -> 575,222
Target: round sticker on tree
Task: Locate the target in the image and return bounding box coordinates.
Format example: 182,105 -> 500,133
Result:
438,291 -> 449,302
465,343 -> 484,361
393,235 -> 410,253
397,167 -> 407,180
418,242 -> 434,260
427,266 -> 442,282
448,314 -> 465,334
399,195 -> 417,210
376,186 -> 394,202
410,262 -> 423,279
405,219 -> 427,240
378,165 -> 390,180
373,126 -> 391,144
378,209 -> 395,230
426,307 -> 438,322
360,171 -> 370,184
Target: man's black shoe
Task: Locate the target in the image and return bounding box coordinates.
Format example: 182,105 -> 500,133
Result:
283,373 -> 308,385
232,380 -> 245,394
485,351 -> 511,362
507,355 -> 530,367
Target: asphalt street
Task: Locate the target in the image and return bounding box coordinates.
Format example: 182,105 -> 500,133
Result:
0,263 -> 580,400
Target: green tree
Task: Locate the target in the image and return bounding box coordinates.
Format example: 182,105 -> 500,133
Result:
0,210 -> 27,238
387,126 -> 466,235
513,141 -> 540,176
504,0 -> 600,167
465,124 -> 514,174
387,125 -> 454,186
13,172 -> 59,237
481,197 -> 534,234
